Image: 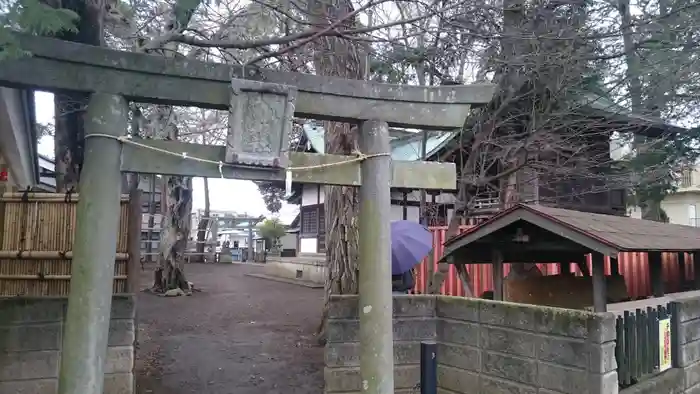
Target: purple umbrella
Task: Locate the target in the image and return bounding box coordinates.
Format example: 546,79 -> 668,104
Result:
391,220 -> 433,275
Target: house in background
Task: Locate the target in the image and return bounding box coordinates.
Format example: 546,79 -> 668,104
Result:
286,123 -> 459,255
628,165 -> 700,227
37,155 -> 57,191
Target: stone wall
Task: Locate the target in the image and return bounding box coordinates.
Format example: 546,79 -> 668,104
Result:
675,297 -> 700,393
0,295 -> 135,394
325,295 -> 436,393
265,257 -> 326,284
325,294 -> 618,394
436,296 -> 618,394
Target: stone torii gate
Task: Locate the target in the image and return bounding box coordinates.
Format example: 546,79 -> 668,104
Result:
0,34 -> 495,394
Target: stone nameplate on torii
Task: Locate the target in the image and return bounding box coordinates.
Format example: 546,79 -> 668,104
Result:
226,78 -> 296,169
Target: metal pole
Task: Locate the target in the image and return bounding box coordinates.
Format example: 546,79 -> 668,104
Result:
358,119 -> 394,394
419,131 -> 434,290
420,341 -> 437,394
248,222 -> 254,262
58,93 -> 127,394
419,129 -> 428,225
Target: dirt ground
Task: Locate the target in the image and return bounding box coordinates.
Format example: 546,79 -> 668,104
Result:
134,263 -> 325,394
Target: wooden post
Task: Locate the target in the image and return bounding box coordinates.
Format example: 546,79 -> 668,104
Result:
492,250 -> 504,301
357,120 -> 394,394
58,93 -> 127,394
419,130 -> 428,225
402,190 -> 408,220
694,251 -> 700,290
577,258 -> 591,276
649,251 -> 664,297
591,252 -> 607,312
453,262 -> 472,297
610,257 -> 620,276
678,252 -> 687,288
558,262 -> 572,275
127,189 -> 142,293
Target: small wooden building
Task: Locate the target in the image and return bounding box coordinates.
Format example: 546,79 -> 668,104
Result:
441,204 -> 700,312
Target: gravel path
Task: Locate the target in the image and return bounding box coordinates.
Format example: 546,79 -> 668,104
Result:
134,263 -> 325,394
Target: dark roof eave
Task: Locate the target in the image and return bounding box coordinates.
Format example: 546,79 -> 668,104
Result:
441,205 -> 621,262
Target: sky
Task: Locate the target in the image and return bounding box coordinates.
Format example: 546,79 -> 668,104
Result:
33,91 -> 299,224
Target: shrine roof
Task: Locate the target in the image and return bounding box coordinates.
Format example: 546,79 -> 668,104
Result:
442,204 -> 700,263
302,123 -> 456,161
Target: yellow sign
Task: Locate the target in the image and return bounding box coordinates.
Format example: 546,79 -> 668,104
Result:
659,318 -> 672,372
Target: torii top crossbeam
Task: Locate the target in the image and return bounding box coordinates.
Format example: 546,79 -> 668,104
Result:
1,34 -> 495,130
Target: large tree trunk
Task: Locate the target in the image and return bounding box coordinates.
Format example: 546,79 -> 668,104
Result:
428,0 -> 529,295
151,106 -> 194,292
148,0 -> 203,291
194,177 -> 211,262
48,0 -> 106,192
309,0 -> 366,342
155,174 -> 193,291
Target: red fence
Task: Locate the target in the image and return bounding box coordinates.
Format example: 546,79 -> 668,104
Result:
414,226 -> 695,299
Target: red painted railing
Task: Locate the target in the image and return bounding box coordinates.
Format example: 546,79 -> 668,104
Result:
414,226 -> 695,299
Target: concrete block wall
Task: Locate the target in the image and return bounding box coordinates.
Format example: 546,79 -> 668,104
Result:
325,295 -> 437,393
265,258 -> 326,284
436,296 -> 618,394
325,295 -> 619,394
0,296 -> 135,394
676,297 -> 700,393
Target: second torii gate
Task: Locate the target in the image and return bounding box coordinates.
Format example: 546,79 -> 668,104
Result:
0,34 -> 496,394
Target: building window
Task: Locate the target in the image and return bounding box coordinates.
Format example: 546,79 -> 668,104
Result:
425,203 -> 449,226
141,201 -> 162,213
689,204 -> 697,227
682,169 -> 694,188
318,208 -> 326,252
301,206 -> 319,234
610,190 -> 624,206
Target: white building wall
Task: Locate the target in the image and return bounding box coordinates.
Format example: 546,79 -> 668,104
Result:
391,205 -> 420,222
297,185 -> 457,254
627,192 -> 700,227
300,238 -> 318,254
301,185 -> 324,206
302,185 -> 456,206
280,233 -> 297,250
661,193 -> 700,226
389,190 -> 456,204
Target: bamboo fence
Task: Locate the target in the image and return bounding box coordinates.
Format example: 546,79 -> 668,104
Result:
0,192 -> 139,297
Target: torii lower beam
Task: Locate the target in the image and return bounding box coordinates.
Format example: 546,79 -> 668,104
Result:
120,139 -> 456,189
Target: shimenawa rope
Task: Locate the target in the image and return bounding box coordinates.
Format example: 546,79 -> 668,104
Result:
84,133 -> 390,196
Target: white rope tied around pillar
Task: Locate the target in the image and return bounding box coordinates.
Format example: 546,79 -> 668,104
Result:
85,134 -> 390,196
